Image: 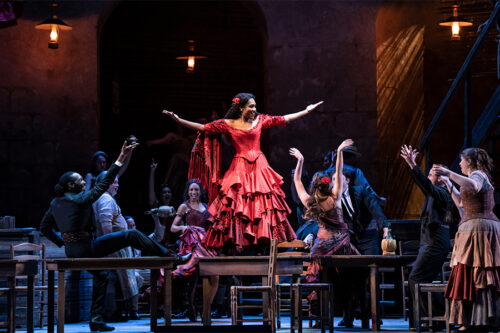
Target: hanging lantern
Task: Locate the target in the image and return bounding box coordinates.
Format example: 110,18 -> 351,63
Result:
176,40 -> 206,73
35,3 -> 72,49
439,4 -> 472,40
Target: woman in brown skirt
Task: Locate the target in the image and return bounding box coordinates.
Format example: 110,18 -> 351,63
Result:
432,148 -> 500,331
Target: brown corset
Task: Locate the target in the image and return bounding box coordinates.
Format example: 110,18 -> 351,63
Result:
460,188 -> 499,224
317,207 -> 348,239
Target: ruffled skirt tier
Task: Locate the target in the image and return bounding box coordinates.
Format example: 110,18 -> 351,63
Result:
204,155 -> 296,252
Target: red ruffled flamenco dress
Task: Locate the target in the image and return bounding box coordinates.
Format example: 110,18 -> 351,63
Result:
189,114 -> 296,253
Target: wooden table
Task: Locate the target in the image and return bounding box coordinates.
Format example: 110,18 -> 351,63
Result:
319,255 -> 417,331
46,257 -> 176,333
198,255 -> 305,326
0,259 -> 38,333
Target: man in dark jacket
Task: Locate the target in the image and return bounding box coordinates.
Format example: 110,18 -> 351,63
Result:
40,142 -> 183,332
332,171 -> 387,328
401,145 -> 455,329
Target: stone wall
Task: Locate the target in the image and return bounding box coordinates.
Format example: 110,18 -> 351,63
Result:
1,0 -> 489,227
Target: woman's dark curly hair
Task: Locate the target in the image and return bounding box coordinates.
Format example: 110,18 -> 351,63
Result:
183,178 -> 207,202
461,147 -> 494,184
224,93 -> 256,119
89,151 -> 109,176
304,171 -> 335,220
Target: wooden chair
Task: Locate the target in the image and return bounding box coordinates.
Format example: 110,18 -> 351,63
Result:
275,240 -> 311,329
10,243 -> 51,328
415,283 -> 450,333
287,241 -> 333,333
230,239 -> 278,332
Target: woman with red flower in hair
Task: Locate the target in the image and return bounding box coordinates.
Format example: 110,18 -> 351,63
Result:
163,92 -> 322,253
289,139 -> 360,282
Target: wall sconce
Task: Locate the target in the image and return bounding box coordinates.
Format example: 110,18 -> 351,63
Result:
35,3 -> 72,49
176,40 -> 206,73
439,3 -> 472,40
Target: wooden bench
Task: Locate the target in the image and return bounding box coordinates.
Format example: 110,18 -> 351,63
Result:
318,255 -> 417,332
46,257 -> 177,333
0,259 -> 38,333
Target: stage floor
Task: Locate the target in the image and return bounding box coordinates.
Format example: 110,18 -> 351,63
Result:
15,316 -> 415,332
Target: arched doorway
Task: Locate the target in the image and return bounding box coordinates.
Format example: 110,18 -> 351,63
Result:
99,1 -> 267,230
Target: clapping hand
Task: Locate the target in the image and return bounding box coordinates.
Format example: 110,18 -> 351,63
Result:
431,164 -> 450,177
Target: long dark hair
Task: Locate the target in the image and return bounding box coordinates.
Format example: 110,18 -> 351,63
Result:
183,178 -> 207,202
224,93 -> 256,119
461,148 -> 494,184
54,171 -> 78,197
304,171 -> 334,220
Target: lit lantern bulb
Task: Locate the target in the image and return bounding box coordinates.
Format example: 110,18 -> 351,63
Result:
48,24 -> 59,48
187,56 -> 195,72
50,25 -> 58,42
451,22 -> 460,39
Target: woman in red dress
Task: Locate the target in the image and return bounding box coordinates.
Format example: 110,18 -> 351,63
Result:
163,93 -> 322,252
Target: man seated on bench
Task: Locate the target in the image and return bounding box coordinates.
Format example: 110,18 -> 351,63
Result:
40,141 -> 189,332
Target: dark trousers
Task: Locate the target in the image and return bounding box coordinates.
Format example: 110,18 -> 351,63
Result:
343,229 -> 379,323
408,243 -> 449,328
64,229 -> 173,323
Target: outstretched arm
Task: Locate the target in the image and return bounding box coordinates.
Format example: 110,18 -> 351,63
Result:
431,165 -> 480,192
283,101 -> 323,123
148,159 -> 159,207
332,139 -> 353,201
162,110 -> 204,132
289,148 -> 310,206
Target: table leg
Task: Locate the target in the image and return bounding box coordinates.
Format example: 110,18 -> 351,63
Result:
202,276 -> 211,326
57,270 -> 65,333
150,269 -> 158,331
164,268 -> 172,326
7,276 -> 15,333
27,275 -> 34,333
262,276 -> 269,323
369,264 -> 380,332
48,270 -> 54,333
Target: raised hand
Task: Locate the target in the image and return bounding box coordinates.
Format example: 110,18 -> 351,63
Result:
305,101 -> 324,113
338,139 -> 354,152
400,145 -> 418,167
121,140 -> 139,155
162,110 -> 180,122
289,147 -> 304,161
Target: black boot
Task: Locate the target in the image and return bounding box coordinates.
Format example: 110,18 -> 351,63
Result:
89,321 -> 115,332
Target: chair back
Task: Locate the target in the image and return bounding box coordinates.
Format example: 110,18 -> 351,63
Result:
267,239 -> 278,290
10,243 -> 46,284
276,240 -> 309,283
277,239 -> 308,257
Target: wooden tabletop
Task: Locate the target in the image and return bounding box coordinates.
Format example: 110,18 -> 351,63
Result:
46,256 -> 178,271
198,255 -> 307,276
318,254 -> 417,266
